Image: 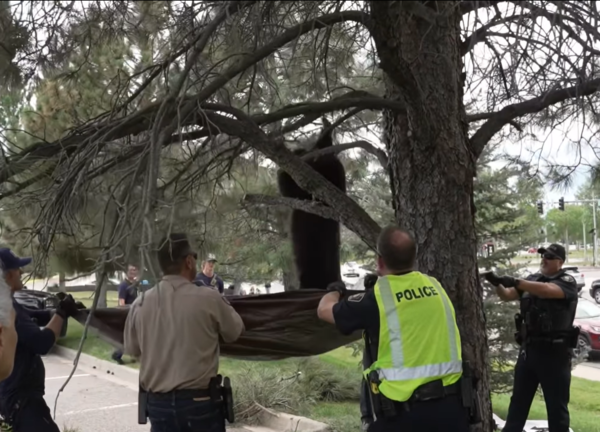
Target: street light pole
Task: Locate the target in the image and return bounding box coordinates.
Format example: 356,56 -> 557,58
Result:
583,220 -> 587,262
594,193 -> 598,267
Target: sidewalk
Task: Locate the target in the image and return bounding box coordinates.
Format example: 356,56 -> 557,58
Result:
50,346 -> 329,432
572,362 -> 600,381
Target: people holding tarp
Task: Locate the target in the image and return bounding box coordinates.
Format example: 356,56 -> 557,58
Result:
0,248 -> 81,432
317,225 -> 478,431
123,233 -> 244,432
484,243 -> 578,432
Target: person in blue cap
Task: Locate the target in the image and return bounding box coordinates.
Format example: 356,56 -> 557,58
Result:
0,248 -> 81,432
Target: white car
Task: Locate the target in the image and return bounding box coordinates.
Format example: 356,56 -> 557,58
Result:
563,266 -> 585,294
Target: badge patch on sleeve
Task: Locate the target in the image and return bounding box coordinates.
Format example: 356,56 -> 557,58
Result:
348,293 -> 365,302
561,275 -> 575,283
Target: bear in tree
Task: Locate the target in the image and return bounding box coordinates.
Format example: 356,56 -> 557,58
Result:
277,121 -> 347,290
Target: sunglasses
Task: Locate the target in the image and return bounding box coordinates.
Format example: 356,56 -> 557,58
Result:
541,253 -> 559,260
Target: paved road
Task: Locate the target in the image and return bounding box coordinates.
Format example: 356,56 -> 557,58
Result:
44,354 -> 146,432
43,354 -> 249,432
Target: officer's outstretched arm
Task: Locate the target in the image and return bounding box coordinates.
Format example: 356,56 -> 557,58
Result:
123,300 -> 141,358
215,295 -> 244,343
317,291 -> 340,324
516,279 -> 566,299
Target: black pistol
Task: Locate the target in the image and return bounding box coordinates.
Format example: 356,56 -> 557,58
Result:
460,361 -> 482,424
138,386 -> 148,424
222,376 -> 235,424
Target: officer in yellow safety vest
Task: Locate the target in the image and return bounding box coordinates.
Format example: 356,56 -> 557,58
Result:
317,225 -> 479,432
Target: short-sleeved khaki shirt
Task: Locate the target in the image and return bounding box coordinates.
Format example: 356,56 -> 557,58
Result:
123,275 -> 244,393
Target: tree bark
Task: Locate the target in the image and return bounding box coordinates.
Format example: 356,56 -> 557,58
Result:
370,2 -> 492,431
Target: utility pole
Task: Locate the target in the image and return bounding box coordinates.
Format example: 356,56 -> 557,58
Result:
594,193 -> 598,267
565,226 -> 569,263
583,220 -> 587,262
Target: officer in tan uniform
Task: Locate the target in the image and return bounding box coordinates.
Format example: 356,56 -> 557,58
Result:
123,233 -> 244,432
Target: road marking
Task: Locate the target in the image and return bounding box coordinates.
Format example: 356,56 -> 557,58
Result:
46,374 -> 91,380
61,403 -> 138,416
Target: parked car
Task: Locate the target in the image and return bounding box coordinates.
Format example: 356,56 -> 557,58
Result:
562,266 -> 585,294
589,279 -> 600,304
13,288 -> 69,338
573,298 -> 600,358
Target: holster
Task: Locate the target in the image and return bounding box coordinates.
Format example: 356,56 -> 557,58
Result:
363,332 -> 397,419
138,386 -> 148,425
460,361 -> 482,425
210,375 -> 235,424
568,326 -> 581,349
514,313 -> 524,345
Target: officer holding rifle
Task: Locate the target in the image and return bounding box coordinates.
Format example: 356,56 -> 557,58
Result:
123,233 -> 244,432
484,243 -> 578,432
317,225 -> 479,431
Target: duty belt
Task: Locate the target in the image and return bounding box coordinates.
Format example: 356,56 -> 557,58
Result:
402,380 -> 460,406
147,388 -> 212,400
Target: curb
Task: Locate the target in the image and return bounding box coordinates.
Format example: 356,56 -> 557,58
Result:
51,345 -> 140,391
253,404 -> 330,432
50,346 -> 330,432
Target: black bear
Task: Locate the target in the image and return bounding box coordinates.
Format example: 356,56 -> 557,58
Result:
277,122 -> 347,290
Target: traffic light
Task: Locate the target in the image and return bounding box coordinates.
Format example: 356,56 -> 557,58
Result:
558,197 -> 565,211
537,201 -> 543,214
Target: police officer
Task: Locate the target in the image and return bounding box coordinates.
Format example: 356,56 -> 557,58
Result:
317,225 -> 473,432
123,233 -> 244,432
194,253 -> 225,294
484,243 -> 578,432
0,248 -> 81,432
112,264 -> 139,364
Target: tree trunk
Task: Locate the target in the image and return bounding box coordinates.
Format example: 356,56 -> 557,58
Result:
370,2 -> 492,431
96,270 -> 108,309
58,271 -> 66,293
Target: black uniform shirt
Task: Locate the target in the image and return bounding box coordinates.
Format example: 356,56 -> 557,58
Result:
332,290 -> 382,360
518,270 -> 578,335
519,270 -> 578,301
0,300 -> 55,411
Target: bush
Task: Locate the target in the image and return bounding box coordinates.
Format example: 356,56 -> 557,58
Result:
297,358 -> 361,403
230,357 -> 362,424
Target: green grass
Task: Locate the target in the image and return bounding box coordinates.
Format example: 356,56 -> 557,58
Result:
57,291 -> 600,432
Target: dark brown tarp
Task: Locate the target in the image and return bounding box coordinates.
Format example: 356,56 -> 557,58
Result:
71,289 -> 364,360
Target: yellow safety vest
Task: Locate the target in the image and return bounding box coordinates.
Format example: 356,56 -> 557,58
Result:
363,272 -> 463,402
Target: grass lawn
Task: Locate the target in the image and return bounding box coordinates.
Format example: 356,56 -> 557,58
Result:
57,291 -> 600,432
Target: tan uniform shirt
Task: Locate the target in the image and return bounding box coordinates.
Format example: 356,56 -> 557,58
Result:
123,275 -> 244,393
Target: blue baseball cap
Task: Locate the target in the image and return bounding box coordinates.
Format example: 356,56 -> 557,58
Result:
0,248 -> 32,271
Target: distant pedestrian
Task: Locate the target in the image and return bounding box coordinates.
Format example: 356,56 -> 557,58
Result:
194,253 -> 225,295
112,264 -> 139,365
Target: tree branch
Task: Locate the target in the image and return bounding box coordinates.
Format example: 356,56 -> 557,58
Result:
243,194 -> 338,221
461,13 -> 533,56
192,10 -> 372,104
199,111 -> 382,249
470,78 -> 600,158
250,92 -> 405,127
303,140 -> 388,169
460,1 -> 504,15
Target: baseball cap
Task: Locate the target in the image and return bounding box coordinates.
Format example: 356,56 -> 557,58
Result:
206,253 -> 217,262
0,248 -> 32,271
537,244 -> 566,261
